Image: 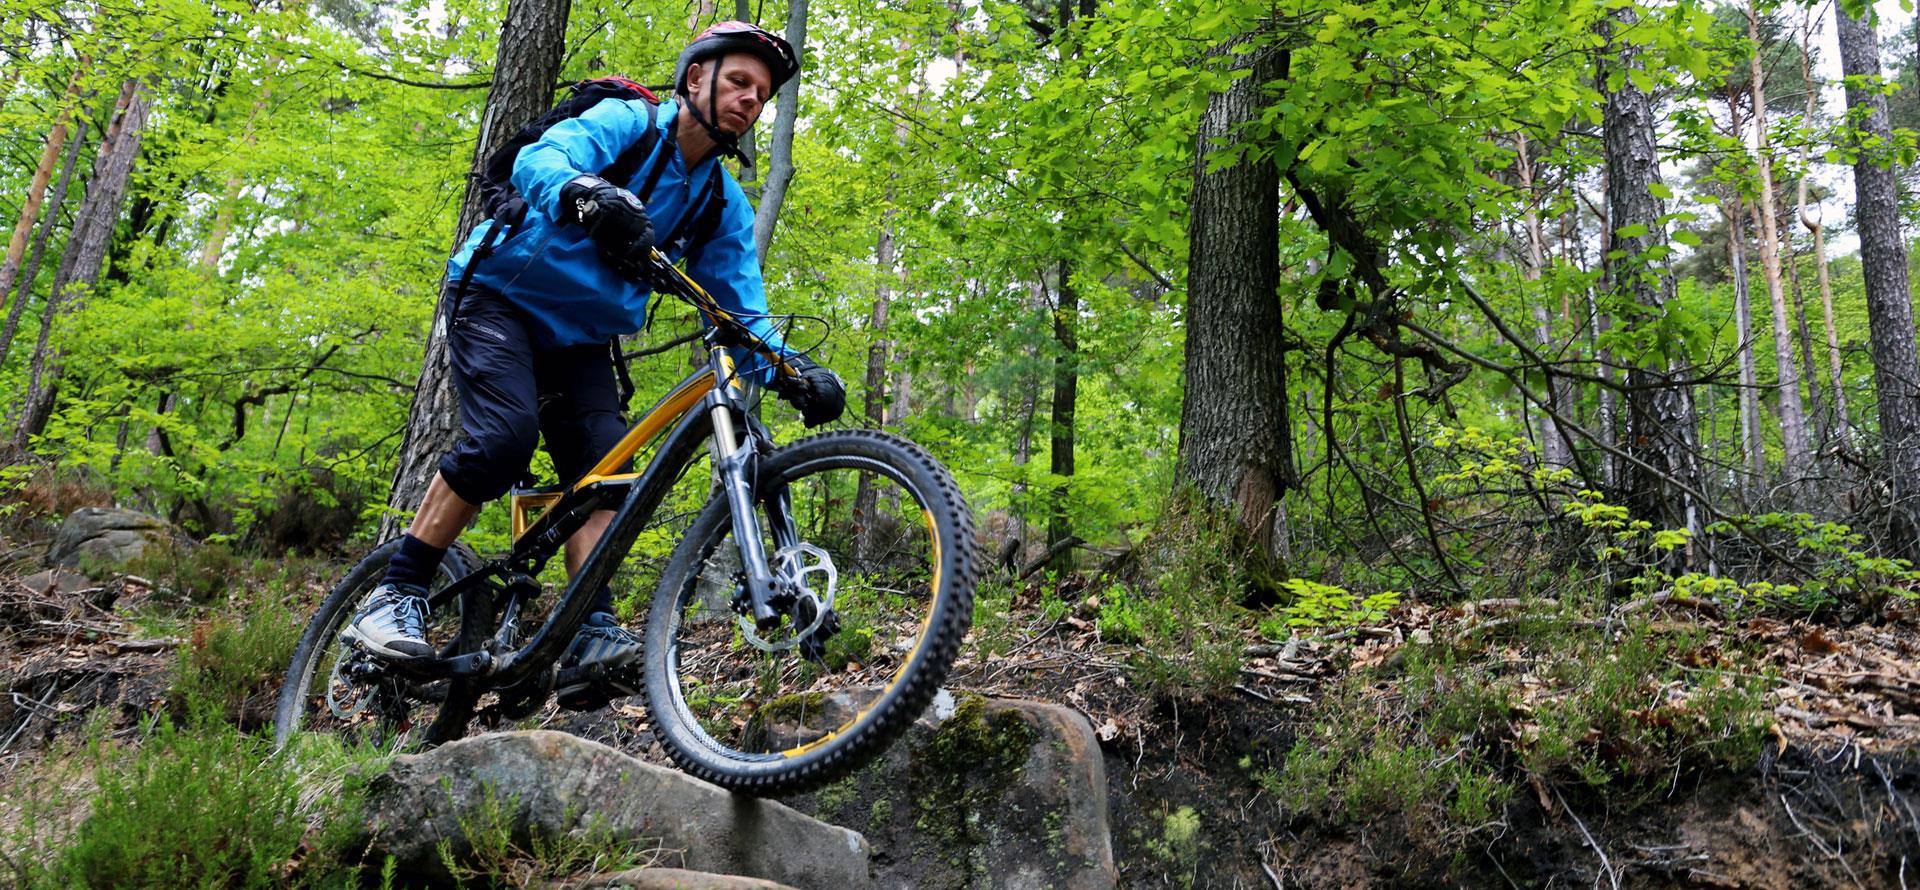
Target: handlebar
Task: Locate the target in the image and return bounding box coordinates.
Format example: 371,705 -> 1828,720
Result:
634,247 -> 801,381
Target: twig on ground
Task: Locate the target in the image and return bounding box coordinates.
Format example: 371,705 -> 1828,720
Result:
1781,795 -> 1865,888
1612,591 -> 1723,619
1553,787 -> 1619,890
1259,855 -> 1284,890
1233,683 -> 1274,703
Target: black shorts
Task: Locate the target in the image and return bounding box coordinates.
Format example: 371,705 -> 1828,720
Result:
437,285 -> 629,505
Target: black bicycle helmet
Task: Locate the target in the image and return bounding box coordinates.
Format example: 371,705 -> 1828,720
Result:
673,21 -> 801,97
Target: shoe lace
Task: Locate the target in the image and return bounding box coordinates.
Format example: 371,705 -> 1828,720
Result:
386,593 -> 428,637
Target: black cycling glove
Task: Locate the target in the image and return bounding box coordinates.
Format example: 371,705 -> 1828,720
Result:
769,355 -> 846,428
559,175 -> 655,275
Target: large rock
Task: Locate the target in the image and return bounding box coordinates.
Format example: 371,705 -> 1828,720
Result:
568,868 -> 796,888
358,731 -> 872,888
48,507 -> 173,570
783,691 -> 1117,890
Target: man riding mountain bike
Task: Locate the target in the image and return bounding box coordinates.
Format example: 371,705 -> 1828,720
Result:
343,22 -> 846,709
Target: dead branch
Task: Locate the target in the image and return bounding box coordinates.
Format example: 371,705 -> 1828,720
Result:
1555,787 -> 1619,890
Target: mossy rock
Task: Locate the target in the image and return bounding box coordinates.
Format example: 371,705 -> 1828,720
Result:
782,690 -> 1117,890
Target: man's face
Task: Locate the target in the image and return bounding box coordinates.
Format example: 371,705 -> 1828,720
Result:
689,54 -> 774,135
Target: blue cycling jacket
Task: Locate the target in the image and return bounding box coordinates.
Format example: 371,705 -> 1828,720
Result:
447,97 -> 788,360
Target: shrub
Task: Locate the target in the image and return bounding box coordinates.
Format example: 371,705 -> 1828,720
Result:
59,719 -> 306,889
171,595 -> 305,727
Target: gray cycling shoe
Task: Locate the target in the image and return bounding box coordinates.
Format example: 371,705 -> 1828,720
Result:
341,583 -> 434,659
557,613 -> 643,709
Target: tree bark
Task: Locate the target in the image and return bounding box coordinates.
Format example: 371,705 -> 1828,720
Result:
1782,219 -> 1826,451
1796,22 -> 1849,446
1745,2 -> 1812,490
851,222 -> 895,565
1047,258 -> 1078,574
0,114 -> 85,371
1176,41 -> 1292,557
14,80 -> 151,450
0,58 -> 86,316
381,0 -> 573,535
1602,7 -> 1701,536
1515,131 -> 1572,468
1834,5 -> 1920,555
751,0 -> 808,260
1725,194 -> 1765,491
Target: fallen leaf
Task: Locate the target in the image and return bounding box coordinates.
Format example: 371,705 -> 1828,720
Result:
1798,627 -> 1840,655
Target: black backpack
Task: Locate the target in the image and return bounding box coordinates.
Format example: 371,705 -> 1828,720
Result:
469,76 -> 729,256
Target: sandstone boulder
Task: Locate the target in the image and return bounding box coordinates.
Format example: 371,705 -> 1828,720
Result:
357,731 -> 872,888
566,867 -> 797,888
48,507 -> 173,570
782,691 -> 1117,890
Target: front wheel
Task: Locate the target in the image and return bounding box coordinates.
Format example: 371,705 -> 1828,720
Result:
643,430 -> 977,795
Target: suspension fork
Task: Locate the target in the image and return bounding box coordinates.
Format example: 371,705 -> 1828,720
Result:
705,347 -> 785,630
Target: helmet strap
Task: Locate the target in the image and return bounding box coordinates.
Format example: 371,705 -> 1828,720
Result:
684,55 -> 745,161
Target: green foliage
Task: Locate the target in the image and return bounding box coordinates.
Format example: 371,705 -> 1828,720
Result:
1263,578 -> 1401,631
56,719 -> 308,889
1120,496 -> 1268,697
115,539 -> 242,603
435,785 -> 663,888
1262,610 -> 1768,846
170,593 -> 305,724
1143,805 -> 1205,888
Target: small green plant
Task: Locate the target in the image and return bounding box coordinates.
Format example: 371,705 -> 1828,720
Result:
436,785 -> 664,887
1095,583 -> 1148,643
1143,806 -> 1204,888
171,594 -> 305,725
55,717 -> 310,889
1264,578 -> 1401,632
116,538 -> 244,603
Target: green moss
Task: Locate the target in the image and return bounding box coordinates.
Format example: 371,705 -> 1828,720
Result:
1145,806 -> 1205,888
908,694 -> 1038,864
814,776 -> 860,819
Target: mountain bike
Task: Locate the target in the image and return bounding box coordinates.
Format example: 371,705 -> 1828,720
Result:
272,249 -> 977,795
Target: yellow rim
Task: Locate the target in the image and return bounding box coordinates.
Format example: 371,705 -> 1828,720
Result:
778,505 -> 945,758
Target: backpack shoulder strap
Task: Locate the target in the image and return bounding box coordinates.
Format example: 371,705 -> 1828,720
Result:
600,98 -> 661,191
691,168 -> 729,246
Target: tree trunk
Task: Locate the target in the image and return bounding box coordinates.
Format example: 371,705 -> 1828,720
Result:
1047,259 -> 1078,574
1515,131 -> 1572,468
14,80 -> 150,450
1725,194 -> 1765,491
0,115 -> 85,371
751,0 -> 808,260
851,222 -> 895,565
1602,7 -> 1700,536
1176,41 -> 1292,557
1834,5 -> 1920,555
1796,24 -> 1850,446
0,58 -> 86,315
1009,279 -> 1045,548
1745,2 -> 1812,490
381,0 -> 573,535
1782,220 -> 1826,451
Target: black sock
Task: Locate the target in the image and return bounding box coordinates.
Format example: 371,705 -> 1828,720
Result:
590,584 -> 615,617
382,534 -> 448,590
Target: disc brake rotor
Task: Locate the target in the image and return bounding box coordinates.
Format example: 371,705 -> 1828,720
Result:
738,543 -> 839,653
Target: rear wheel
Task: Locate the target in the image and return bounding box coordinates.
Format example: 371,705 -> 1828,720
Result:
273,540 -> 488,751
643,430 -> 977,795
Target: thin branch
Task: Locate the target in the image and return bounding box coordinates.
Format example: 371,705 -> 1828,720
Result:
1393,355 -> 1467,595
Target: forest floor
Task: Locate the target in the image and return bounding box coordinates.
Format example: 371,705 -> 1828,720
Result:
2,538 -> 1919,887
